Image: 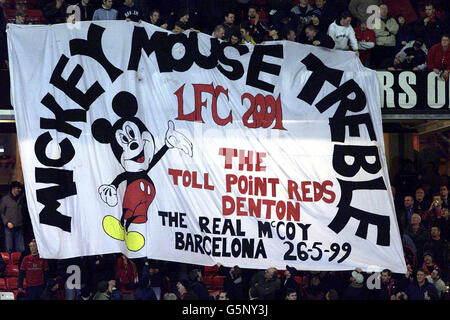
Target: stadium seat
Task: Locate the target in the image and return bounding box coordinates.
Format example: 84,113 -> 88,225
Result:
10,252 -> 21,265
23,278 -> 27,289
14,0 -> 38,11
6,277 -> 18,291
5,265 -> 19,277
293,276 -> 303,286
0,252 -> 10,265
24,10 -> 47,24
213,276 -> 225,290
0,278 -> 6,291
203,275 -> 215,289
4,9 -> 16,23
204,265 -> 218,276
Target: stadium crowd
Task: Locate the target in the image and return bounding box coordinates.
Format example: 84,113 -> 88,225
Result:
0,0 -> 449,77
0,158 -> 449,301
0,0 -> 449,301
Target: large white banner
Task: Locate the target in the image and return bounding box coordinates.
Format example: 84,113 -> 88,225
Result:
8,21 -> 406,273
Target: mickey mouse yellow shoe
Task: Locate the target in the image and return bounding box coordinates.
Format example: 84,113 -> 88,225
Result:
125,231 -> 145,252
103,215 -> 126,241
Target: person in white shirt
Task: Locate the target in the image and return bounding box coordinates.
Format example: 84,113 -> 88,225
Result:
327,11 -> 359,56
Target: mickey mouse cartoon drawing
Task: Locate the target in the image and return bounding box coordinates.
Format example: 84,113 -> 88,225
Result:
91,91 -> 193,251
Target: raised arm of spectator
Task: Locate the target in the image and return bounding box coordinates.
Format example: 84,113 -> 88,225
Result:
386,18 -> 399,35
348,28 -> 359,52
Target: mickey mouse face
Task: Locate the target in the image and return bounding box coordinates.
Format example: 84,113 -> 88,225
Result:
92,91 -> 155,173
116,120 -> 155,172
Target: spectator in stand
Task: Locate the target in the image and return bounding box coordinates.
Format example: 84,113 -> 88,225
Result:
304,274 -> 325,300
217,291 -> 229,300
421,252 -> 440,275
114,254 -> 139,299
176,9 -> 191,30
426,268 -> 446,298
290,0 -> 314,37
341,269 -> 368,300
279,266 -> 300,300
375,269 -> 398,300
395,14 -> 416,53
414,3 -> 447,50
222,11 -> 239,42
423,225 -> 449,278
354,20 -> 376,67
267,29 -> 281,41
284,287 -> 298,300
187,268 -> 210,300
240,21 -> 256,45
440,184 -> 449,208
423,194 -> 443,228
163,292 -> 177,300
133,276 -> 157,300
172,21 -> 186,34
250,267 -> 281,300
18,239 -> 50,300
405,268 -> 438,300
372,4 -> 399,69
301,24 -> 334,49
93,280 -> 110,300
147,8 -> 160,26
212,25 -> 225,40
92,0 -> 117,21
437,207 -> 450,242
327,11 -> 359,55
245,5 -> 267,43
75,0 -> 94,21
176,279 -> 196,300
40,278 -> 59,300
117,0 -> 142,22
348,0 -> 381,25
313,0 -> 335,28
414,187 -> 431,215
385,38 -> 428,71
406,213 -> 430,259
219,264 -> 248,301
87,254 -> 116,295
285,29 -> 296,42
398,195 -> 415,233
14,10 -> 26,24
92,279 -> 122,300
0,181 -> 26,253
43,0 -> 67,24
298,9 -> 326,43
229,31 -> 242,45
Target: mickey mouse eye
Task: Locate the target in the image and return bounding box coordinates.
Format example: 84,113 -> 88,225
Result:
119,133 -> 129,144
125,125 -> 135,139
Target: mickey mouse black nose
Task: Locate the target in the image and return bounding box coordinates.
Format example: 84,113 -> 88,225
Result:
130,142 -> 139,150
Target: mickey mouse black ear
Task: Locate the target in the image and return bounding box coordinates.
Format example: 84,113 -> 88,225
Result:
91,118 -> 113,144
112,91 -> 138,118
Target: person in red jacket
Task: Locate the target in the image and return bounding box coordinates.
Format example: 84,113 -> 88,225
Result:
18,239 -> 49,300
426,34 -> 450,81
114,254 -> 138,298
354,20 -> 376,67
